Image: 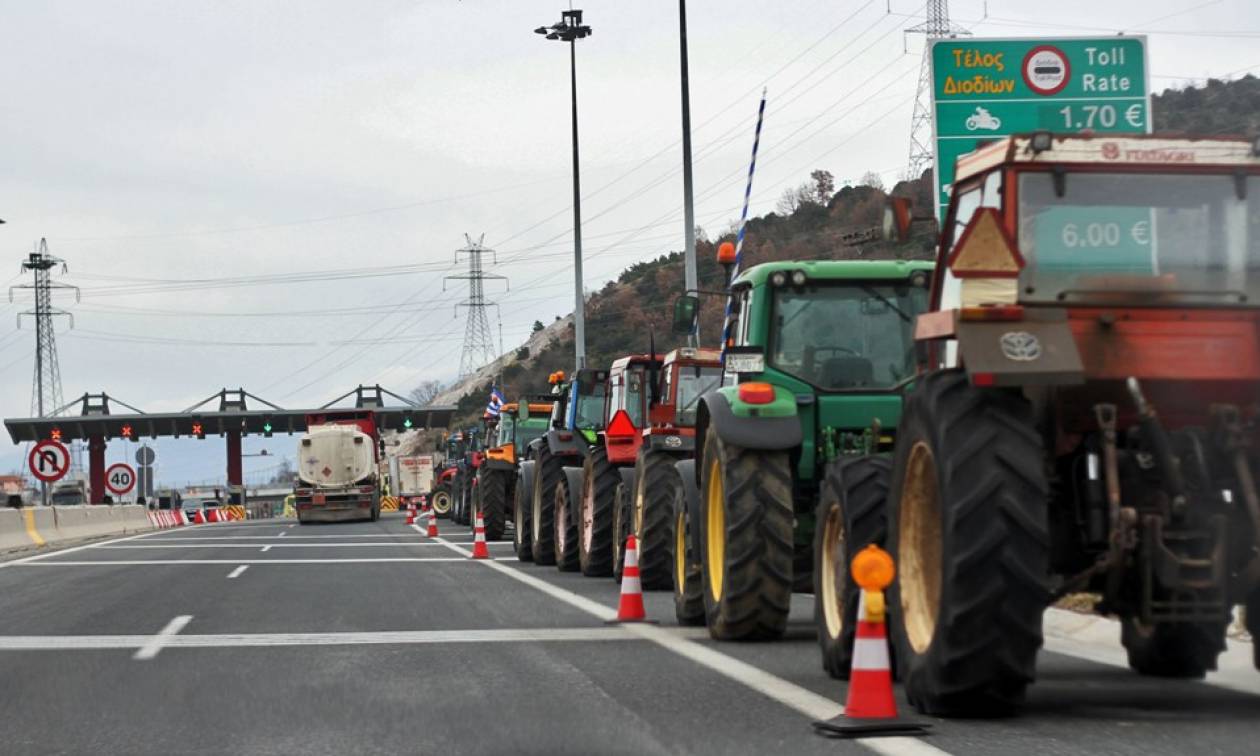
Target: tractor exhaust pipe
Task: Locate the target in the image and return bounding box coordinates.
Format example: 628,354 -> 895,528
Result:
1126,377 -> 1187,514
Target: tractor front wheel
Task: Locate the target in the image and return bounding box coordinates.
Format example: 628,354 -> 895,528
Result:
1121,618 -> 1225,678
530,445 -> 563,566
430,485 -> 453,519
886,369 -> 1049,717
698,431 -> 793,641
554,472 -> 581,572
513,465 -> 533,561
673,487 -> 705,626
579,447 -> 617,577
813,455 -> 891,679
480,469 -> 509,541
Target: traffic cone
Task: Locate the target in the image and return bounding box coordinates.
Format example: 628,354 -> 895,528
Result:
193,510 -> 205,524
813,545 -> 928,739
426,504 -> 439,537
405,501 -> 416,525
471,509 -> 490,559
613,534 -> 648,622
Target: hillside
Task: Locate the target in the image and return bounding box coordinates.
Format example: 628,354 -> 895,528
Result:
431,75 -> 1257,428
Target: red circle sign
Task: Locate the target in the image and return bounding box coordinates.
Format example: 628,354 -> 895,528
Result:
1022,45 -> 1071,96
28,440 -> 71,483
105,463 -> 137,495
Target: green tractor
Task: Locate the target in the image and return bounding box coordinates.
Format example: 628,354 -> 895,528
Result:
683,259 -> 932,660
476,398 -> 556,541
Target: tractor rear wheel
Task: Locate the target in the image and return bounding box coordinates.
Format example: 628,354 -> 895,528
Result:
612,479 -> 632,582
530,444 -> 563,566
814,455 -> 891,679
673,490 -> 705,626
634,450 -> 679,590
480,469 -> 509,541
430,485 -> 452,519
1121,618 -> 1225,678
886,369 -> 1049,717
452,470 -> 468,525
579,447 -> 617,577
513,465 -> 533,561
554,473 -> 581,572
699,430 -> 793,641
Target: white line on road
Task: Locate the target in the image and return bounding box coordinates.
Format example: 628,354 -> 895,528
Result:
277,531 -> 286,538
0,626 -> 708,652
260,545 -> 272,552
226,565 -> 248,579
89,542 -> 511,549
133,615 -> 192,660
21,557 -> 521,565
410,524 -> 951,756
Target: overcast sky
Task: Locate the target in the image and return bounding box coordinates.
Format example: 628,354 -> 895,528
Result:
2,0 -> 1258,487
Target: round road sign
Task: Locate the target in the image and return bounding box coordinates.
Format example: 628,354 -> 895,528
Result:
105,463 -> 137,496
1022,45 -> 1071,96
28,439 -> 72,483
136,446 -> 156,466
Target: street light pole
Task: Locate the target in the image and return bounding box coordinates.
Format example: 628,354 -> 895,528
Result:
536,9 -> 592,372
679,0 -> 698,345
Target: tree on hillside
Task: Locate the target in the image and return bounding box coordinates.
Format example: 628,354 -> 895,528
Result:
859,171 -> 886,192
776,182 -> 814,215
810,169 -> 835,205
409,380 -> 444,407
531,320 -> 545,333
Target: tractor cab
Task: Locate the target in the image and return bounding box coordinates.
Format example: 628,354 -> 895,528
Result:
644,347 -> 722,453
601,354 -> 662,465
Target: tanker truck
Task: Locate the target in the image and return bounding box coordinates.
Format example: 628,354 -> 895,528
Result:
293,411 -> 382,524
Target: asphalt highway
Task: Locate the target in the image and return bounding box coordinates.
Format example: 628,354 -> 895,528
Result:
1,513 -> 1257,755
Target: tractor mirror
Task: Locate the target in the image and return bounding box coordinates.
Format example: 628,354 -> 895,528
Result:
882,196 -> 914,243
672,295 -> 699,335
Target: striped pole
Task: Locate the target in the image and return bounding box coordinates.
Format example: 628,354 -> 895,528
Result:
720,88 -> 768,367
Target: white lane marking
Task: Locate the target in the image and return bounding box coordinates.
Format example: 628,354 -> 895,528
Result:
411,524 -> 951,756
277,531 -> 286,538
21,557 -> 522,565
90,542 -> 513,549
0,520 -> 220,568
0,626 -> 703,651
288,524 -> 295,529
226,565 -> 248,579
135,535 -> 506,541
133,615 -> 193,660
260,545 -> 272,553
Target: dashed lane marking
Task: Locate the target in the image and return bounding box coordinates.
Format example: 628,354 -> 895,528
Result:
133,615 -> 192,660
260,545 -> 272,553
89,542 -> 513,549
409,524 -> 953,756
226,565 -> 248,579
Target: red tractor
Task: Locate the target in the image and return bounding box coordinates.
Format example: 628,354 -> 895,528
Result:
830,133 -> 1260,716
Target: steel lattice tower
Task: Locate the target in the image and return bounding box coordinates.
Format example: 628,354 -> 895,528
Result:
10,239 -> 78,417
444,234 -> 507,378
905,1 -> 970,179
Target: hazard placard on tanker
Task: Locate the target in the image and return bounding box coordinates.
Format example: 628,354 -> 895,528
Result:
930,36 -> 1150,218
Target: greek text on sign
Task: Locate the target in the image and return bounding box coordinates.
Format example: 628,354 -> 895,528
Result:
29,439 -> 71,483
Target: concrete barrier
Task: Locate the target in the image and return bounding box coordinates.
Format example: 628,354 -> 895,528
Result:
116,505 -> 153,534
52,505 -> 115,542
0,507 -> 55,552
0,508 -> 31,552
1,505 -> 160,555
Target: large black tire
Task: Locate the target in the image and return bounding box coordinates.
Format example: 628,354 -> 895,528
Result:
612,468 -> 636,582
480,469 -> 509,541
430,484 -> 453,519
633,450 -> 680,591
813,456 -> 891,680
452,470 -> 468,525
1249,592 -> 1260,671
578,447 -> 617,577
554,471 -> 581,572
514,464 -> 533,561
673,482 -> 705,625
530,444 -> 563,566
1121,618 -> 1225,678
699,430 -> 794,641
886,369 -> 1049,717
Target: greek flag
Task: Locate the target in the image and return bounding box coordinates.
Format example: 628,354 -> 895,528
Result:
486,386 -> 506,418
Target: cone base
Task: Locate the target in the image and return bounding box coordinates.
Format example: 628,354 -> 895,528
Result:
811,716 -> 930,739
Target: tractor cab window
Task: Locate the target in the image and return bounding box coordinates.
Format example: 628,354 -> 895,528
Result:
574,382 -> 606,430
768,281 -> 928,391
675,365 -> 723,426
1018,171 -> 1260,306
623,368 -> 646,427
496,416 -> 515,446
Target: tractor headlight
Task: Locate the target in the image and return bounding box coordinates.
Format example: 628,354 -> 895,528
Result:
791,270 -> 807,287
770,271 -> 787,287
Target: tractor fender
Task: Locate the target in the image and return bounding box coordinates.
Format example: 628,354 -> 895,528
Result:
483,458 -> 516,473
560,466 -> 585,528
699,389 -> 802,453
674,459 -> 702,563
545,429 -> 587,459
952,313 -> 1085,387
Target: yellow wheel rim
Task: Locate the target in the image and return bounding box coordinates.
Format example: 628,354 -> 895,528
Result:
675,508 -> 687,591
706,458 -> 725,601
820,503 -> 845,640
899,441 -> 943,655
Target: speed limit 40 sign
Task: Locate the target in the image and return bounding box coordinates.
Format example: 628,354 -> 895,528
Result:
105,463 -> 137,496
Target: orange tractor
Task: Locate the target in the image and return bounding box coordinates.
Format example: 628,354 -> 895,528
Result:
828,133 -> 1260,716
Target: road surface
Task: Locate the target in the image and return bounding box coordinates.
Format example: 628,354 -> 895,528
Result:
1,513 -> 1257,755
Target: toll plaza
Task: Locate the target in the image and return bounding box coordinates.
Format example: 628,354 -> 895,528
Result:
3,385 -> 455,504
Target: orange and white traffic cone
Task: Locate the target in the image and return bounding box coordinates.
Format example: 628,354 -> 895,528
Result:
405,501 -> 416,525
426,504 -> 439,537
471,509 -> 490,559
612,534 -> 648,622
813,545 -> 928,738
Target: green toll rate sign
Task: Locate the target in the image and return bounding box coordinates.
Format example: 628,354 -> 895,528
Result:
931,37 -> 1150,218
